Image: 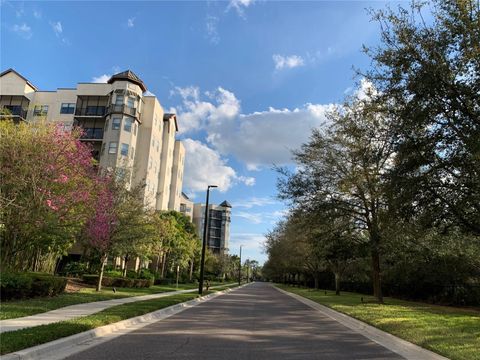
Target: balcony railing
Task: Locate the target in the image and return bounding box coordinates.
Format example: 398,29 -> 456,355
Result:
80,128 -> 104,140
1,105 -> 28,120
108,104 -> 138,118
75,106 -> 106,117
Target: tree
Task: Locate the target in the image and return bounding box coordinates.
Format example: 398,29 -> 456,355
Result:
277,96 -> 395,302
84,175 -> 156,291
363,0 -> 480,235
84,177 -> 116,291
0,120 -> 98,272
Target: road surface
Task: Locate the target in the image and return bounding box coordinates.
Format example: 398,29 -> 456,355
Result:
66,282 -> 403,359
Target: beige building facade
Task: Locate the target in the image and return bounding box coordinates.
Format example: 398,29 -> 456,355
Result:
0,68 -> 185,212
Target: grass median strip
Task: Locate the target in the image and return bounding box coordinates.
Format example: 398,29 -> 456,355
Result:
0,285 -> 236,355
277,285 -> 480,360
0,282 -> 219,320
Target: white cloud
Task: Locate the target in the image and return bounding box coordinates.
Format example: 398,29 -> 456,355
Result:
233,209 -> 288,225
171,86 -> 240,134
227,0 -> 255,17
12,23 -> 32,39
127,17 -> 135,28
50,21 -> 62,36
92,74 -> 111,83
237,176 -> 255,186
235,212 -> 263,224
229,232 -> 265,250
172,85 -> 334,170
183,139 -> 237,194
353,78 -> 377,101
49,21 -> 69,44
272,54 -> 305,70
233,197 -> 277,209
205,15 -> 220,45
207,103 -> 333,170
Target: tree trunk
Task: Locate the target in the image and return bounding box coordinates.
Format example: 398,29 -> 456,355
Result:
96,253 -> 108,292
160,252 -> 167,279
122,255 -> 129,277
334,272 -> 341,295
155,253 -> 161,272
314,275 -> 319,290
189,260 -> 194,281
371,246 -> 383,303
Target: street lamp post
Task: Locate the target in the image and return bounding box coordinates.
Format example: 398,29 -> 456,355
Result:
238,245 -> 243,286
198,185 -> 217,295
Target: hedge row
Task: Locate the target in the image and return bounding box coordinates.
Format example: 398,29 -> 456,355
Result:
82,275 -> 153,288
0,272 -> 67,301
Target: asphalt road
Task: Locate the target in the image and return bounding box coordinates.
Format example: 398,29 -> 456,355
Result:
65,282 -> 404,360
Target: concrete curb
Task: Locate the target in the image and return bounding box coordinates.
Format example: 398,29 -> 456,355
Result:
274,286 -> 449,360
1,284 -> 249,360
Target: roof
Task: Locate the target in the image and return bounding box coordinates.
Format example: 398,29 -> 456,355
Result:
163,113 -> 179,132
0,68 -> 38,90
219,200 -> 232,208
181,192 -> 190,200
107,70 -> 146,92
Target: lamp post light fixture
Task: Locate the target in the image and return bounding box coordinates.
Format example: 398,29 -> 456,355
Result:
198,185 -> 217,295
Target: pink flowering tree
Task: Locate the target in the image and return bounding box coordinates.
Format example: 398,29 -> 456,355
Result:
0,120 -> 98,272
84,177 -> 116,291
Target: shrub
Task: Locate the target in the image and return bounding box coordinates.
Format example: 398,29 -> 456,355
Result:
104,270 -> 123,278
138,269 -> 155,281
0,272 -> 67,301
155,278 -> 174,285
125,270 -> 138,279
82,274 -> 151,288
62,262 -> 89,277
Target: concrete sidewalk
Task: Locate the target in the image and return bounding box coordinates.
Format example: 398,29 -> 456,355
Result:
0,284 -> 234,333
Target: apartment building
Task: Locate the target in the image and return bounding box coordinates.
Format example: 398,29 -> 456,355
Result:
0,68 -> 185,212
192,201 -> 232,255
179,192 -> 194,221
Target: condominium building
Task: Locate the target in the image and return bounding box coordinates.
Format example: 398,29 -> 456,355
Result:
0,68 -> 185,211
192,201 -> 232,254
179,192 -> 194,221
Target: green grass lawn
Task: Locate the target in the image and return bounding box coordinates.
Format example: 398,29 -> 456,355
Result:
0,285 -> 237,355
0,282 -> 229,320
277,285 -> 480,360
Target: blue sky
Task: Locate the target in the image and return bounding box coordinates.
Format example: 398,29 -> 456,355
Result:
1,0 -> 397,264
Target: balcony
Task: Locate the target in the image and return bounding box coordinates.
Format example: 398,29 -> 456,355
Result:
80,127 -> 104,140
107,104 -> 138,118
75,106 -> 106,117
1,105 -> 28,120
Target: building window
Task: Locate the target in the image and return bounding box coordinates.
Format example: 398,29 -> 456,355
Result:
115,95 -> 124,105
127,97 -> 135,108
60,103 -> 75,114
121,143 -> 129,157
124,118 -> 132,132
108,142 -> 118,154
112,117 -> 121,130
131,146 -> 135,159
34,105 -> 48,116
